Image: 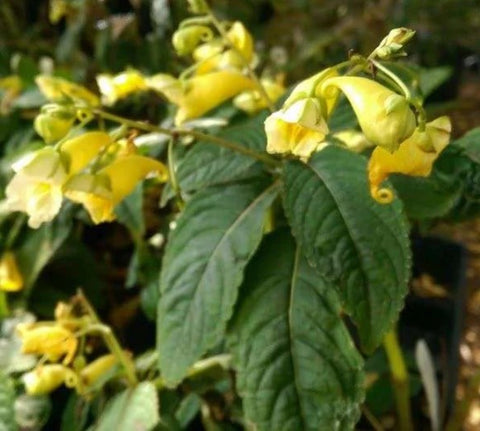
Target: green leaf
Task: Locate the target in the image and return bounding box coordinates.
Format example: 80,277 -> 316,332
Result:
451,127 -> 480,163
0,373 -> 16,431
328,96 -> 358,132
162,114 -> 268,204
390,171 -> 462,220
157,179 -> 279,385
228,229 -> 365,430
15,205 -> 73,292
115,184 -> 145,240
283,147 -> 411,352
92,382 -> 159,431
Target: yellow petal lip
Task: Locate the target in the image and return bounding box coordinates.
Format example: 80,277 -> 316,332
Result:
59,131 -> 112,175
368,116 -> 451,203
36,75 -> 100,107
321,76 -> 416,153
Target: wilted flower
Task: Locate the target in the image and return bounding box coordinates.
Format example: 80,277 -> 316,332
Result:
368,116 -> 451,203
321,76 -> 416,153
17,322 -> 78,364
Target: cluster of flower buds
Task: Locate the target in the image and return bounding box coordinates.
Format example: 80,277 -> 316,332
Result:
17,300 -> 124,397
264,28 -> 452,203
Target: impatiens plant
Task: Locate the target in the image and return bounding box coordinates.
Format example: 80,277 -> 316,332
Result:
2,0 -> 480,430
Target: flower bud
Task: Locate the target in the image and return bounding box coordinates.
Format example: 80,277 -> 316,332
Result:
322,76 -> 416,153
368,116 -> 451,203
265,97 -> 329,159
172,25 -> 214,56
23,365 -> 77,395
0,251 -> 23,292
34,105 -> 75,144
233,78 -> 285,114
187,0 -> 209,14
376,28 -> 415,59
333,130 -> 374,153
80,354 -> 118,387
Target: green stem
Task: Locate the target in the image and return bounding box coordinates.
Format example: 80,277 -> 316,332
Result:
167,137 -> 185,209
93,109 -> 279,167
371,60 -> 412,100
76,290 -> 138,386
383,329 -> 414,431
207,11 -> 275,112
0,291 -> 9,318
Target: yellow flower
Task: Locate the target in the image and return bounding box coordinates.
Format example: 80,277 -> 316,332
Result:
23,364 -> 78,395
34,104 -> 76,144
36,75 -> 100,107
17,322 -> 78,364
233,78 -> 285,114
265,97 -> 329,159
64,155 -> 168,224
333,130 -> 374,153
49,0 -> 68,24
0,252 -> 23,292
5,132 -> 110,228
147,71 -> 255,125
0,75 -> 22,114
321,76 -> 416,153
368,116 -> 451,203
80,354 -> 118,387
193,21 -> 254,74
96,70 -> 147,106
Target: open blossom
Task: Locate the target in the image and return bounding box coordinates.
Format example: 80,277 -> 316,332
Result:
368,116 -> 451,203
64,155 -> 168,224
5,132 -> 111,228
321,76 -> 416,153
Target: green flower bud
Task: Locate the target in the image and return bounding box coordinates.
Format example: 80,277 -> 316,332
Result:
376,28 -> 415,59
172,25 -> 213,56
34,104 -> 76,144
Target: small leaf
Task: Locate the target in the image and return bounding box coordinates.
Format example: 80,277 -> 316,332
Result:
93,382 -> 159,431
228,229 -> 365,430
0,373 -> 17,431
283,147 -> 411,351
157,179 -> 279,385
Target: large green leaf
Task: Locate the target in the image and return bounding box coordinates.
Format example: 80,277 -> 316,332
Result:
162,114 -> 267,203
283,147 -> 411,352
157,180 -> 280,385
0,373 -> 16,431
92,382 -> 159,431
228,229 -> 365,430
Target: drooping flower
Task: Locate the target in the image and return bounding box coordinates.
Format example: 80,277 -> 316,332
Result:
368,116 -> 451,203
147,71 -> 255,125
17,322 -> 78,364
0,252 -> 23,292
233,77 -> 285,114
96,70 -> 148,106
321,76 -> 416,153
64,155 -> 168,224
265,97 -> 329,159
5,132 -> 111,228
23,364 -> 78,395
36,75 -> 100,107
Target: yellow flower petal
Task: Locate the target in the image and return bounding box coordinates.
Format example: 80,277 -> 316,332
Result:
0,252 -> 23,292
59,131 -> 112,175
368,116 -> 451,203
36,75 -> 100,107
80,354 -> 118,387
321,76 -> 416,152
151,71 -> 255,125
96,70 -> 147,106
